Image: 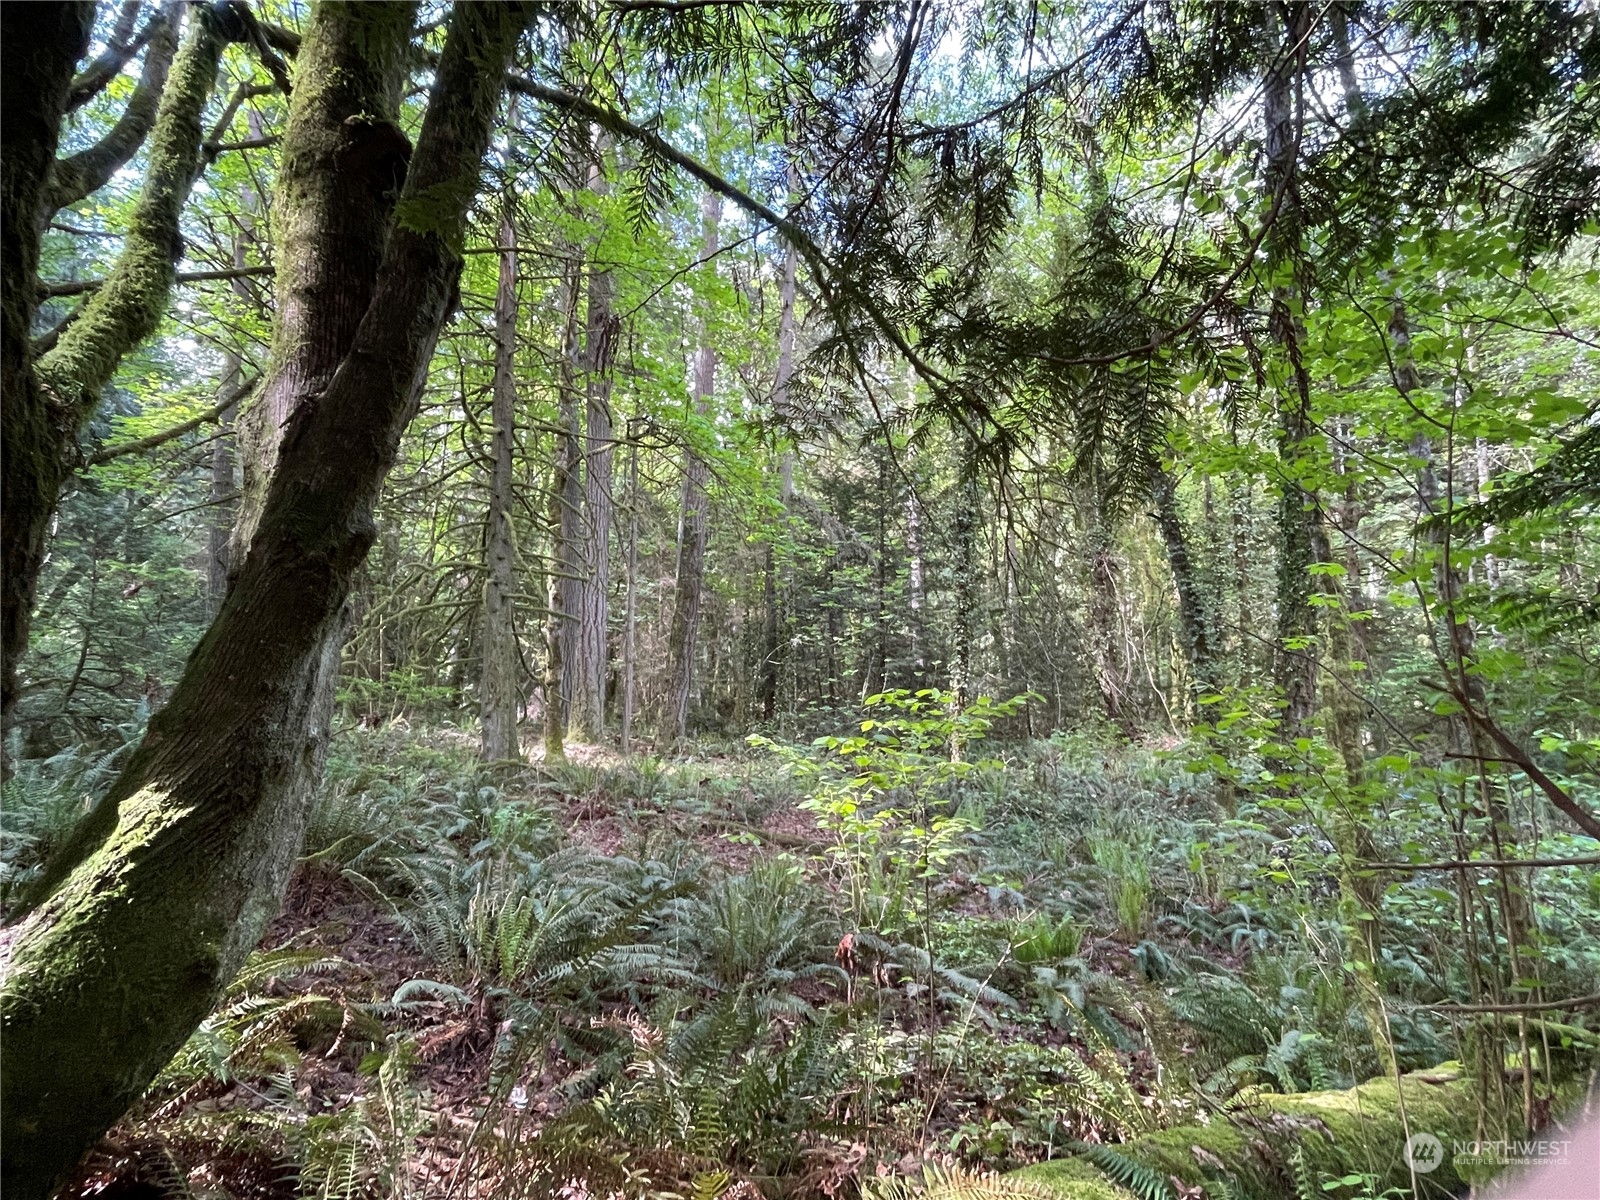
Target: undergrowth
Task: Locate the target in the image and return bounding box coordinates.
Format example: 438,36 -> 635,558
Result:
30,713 -> 1599,1199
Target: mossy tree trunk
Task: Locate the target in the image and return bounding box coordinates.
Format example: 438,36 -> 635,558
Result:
0,1 -> 95,746
1151,465 -> 1217,706
0,5 -> 529,1193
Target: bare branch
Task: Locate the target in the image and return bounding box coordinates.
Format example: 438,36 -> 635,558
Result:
64,0 -> 149,111
39,265 -> 273,298
85,375 -> 258,467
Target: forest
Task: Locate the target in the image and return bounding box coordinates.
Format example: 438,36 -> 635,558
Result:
1,1 -> 1598,1197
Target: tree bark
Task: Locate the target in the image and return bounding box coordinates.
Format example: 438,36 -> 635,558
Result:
0,0 -> 95,743
232,1 -> 416,565
208,354 -> 242,616
570,136 -> 618,742
620,432 -> 640,752
0,6 -> 526,1193
1151,466 -> 1216,704
950,455 -> 982,711
904,478 -> 928,688
1083,490 -> 1126,728
666,189 -> 721,740
761,222 -> 800,717
546,229 -> 584,760
481,197 -> 521,763
207,140 -> 264,616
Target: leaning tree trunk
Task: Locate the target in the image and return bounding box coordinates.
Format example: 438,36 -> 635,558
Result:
666,189 -> 721,740
0,6 -> 527,1194
481,196 -> 522,763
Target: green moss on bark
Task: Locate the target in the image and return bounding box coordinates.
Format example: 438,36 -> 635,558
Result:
35,6 -> 225,417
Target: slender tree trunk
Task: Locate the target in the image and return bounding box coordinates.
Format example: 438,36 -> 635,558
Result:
620,433 -> 640,751
666,190 -> 721,739
207,136 -> 264,616
1263,3 -> 1323,750
950,457 -> 981,711
570,137 -> 618,741
0,8 -> 526,1192
1151,466 -> 1216,705
905,480 -> 928,688
546,232 -> 584,760
761,225 -> 799,718
1084,491 -> 1126,729
481,195 -> 521,763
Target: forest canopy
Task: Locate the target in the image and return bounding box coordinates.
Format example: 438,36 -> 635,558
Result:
1,1 -> 1597,1197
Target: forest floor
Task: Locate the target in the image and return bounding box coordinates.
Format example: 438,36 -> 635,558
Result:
27,720 -> 1600,1200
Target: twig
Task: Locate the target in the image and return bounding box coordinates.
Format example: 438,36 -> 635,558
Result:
85,376 -> 259,466
1421,993 -> 1600,1015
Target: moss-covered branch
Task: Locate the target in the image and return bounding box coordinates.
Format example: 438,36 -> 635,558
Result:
39,1 -> 181,224
1009,1066 -> 1587,1200
35,4 -> 225,418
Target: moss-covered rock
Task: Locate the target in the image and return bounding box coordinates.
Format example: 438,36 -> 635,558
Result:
1009,1066 -> 1582,1199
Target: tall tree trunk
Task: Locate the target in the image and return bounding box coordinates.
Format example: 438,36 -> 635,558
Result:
666,189 -> 721,739
761,225 -> 799,718
570,137 -> 618,741
480,195 -> 521,763
905,479 -> 928,688
546,234 -> 584,760
620,433 -> 640,751
1263,2 -> 1323,751
207,132 -> 264,616
0,8 -> 526,1192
